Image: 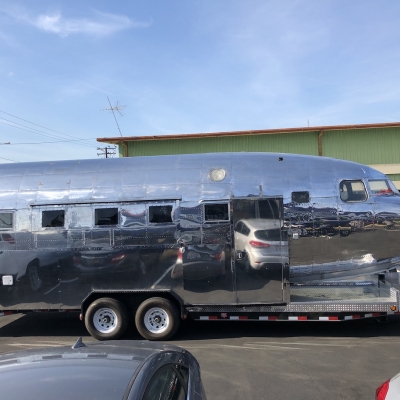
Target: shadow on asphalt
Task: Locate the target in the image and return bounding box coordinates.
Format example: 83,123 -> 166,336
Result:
0,312 -> 400,341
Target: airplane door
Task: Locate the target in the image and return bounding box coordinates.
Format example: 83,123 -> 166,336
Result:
232,198 -> 288,304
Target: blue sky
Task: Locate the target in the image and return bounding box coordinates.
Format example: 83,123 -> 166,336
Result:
1,1 -> 400,163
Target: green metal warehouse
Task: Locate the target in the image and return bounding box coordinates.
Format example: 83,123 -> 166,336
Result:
97,121 -> 400,188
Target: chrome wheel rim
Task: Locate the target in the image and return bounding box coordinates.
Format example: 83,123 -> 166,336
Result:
93,308 -> 118,333
144,307 -> 169,334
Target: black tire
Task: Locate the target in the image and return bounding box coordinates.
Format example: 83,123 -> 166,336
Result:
139,258 -> 147,275
135,297 -> 180,341
85,297 -> 128,340
27,262 -> 42,292
245,262 -> 257,277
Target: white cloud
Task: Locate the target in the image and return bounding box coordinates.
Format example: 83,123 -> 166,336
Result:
33,10 -> 149,37
0,5 -> 150,37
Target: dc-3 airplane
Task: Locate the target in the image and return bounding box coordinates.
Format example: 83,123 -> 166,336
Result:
0,152 -> 400,340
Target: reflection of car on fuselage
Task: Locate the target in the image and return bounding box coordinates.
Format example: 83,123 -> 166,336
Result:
0,233 -> 67,293
374,212 -> 400,229
234,219 -> 288,271
171,244 -> 226,280
73,248 -> 161,277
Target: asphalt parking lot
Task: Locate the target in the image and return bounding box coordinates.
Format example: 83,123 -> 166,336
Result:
1,313 -> 399,399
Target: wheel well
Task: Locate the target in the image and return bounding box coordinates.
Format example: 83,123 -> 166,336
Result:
28,258 -> 40,267
81,292 -> 183,319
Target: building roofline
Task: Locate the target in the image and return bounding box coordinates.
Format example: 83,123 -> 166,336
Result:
97,121 -> 400,144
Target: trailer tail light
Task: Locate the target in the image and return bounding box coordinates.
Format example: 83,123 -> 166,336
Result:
249,240 -> 270,248
176,248 -> 183,263
111,254 -> 126,263
376,379 -> 390,400
2,234 -> 15,245
211,252 -> 223,261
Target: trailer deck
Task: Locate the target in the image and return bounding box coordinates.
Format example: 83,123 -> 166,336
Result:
186,273 -> 400,320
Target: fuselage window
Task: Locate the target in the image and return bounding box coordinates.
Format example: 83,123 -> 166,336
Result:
291,191 -> 310,204
204,203 -> 229,221
42,210 -> 65,228
0,212 -> 13,230
368,179 -> 394,195
149,205 -> 173,223
95,208 -> 119,226
339,180 -> 367,202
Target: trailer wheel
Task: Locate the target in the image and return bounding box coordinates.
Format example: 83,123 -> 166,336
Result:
139,258 -> 147,275
135,297 -> 180,341
85,298 -> 128,340
340,229 -> 350,237
27,262 -> 42,292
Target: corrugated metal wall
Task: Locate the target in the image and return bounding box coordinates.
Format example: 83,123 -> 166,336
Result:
123,127 -> 400,169
322,127 -> 400,164
126,131 -> 319,157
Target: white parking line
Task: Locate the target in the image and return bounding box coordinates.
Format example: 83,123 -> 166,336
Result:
44,283 -> 60,295
181,343 -> 307,351
7,343 -> 71,348
246,341 -> 354,348
151,264 -> 175,289
44,278 -> 79,295
247,339 -> 400,347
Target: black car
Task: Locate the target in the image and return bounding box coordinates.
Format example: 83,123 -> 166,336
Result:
171,244 -> 226,280
0,338 -> 207,400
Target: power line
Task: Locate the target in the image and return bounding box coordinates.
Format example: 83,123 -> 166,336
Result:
0,156 -> 20,163
0,138 -> 99,145
0,109 -> 95,144
0,118 -> 96,146
0,120 -> 96,148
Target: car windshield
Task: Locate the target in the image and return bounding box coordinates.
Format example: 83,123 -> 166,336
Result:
254,229 -> 281,241
0,360 -> 138,400
368,179 -> 396,195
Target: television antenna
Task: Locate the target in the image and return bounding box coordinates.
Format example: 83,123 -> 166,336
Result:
102,96 -> 126,137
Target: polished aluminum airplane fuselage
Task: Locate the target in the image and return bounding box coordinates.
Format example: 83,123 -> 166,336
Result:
0,152 -> 399,309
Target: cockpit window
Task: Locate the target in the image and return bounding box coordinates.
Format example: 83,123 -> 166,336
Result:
368,179 -> 394,195
339,180 -> 367,202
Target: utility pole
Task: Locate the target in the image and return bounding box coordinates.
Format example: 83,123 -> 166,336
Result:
97,146 -> 117,158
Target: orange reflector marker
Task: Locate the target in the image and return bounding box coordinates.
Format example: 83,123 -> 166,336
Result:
391,305 -> 397,311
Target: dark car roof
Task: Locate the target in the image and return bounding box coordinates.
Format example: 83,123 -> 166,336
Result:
0,339 -> 187,361
0,340 -> 192,400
